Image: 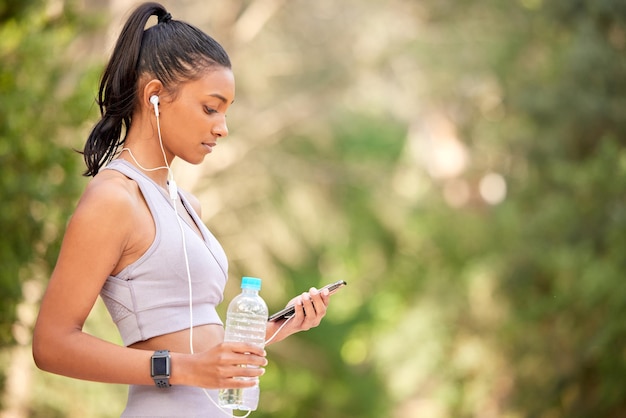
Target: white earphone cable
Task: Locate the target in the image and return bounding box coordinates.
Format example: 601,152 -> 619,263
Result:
120,148 -> 168,172
129,98 -> 274,416
148,99 -> 252,417
264,315 -> 293,345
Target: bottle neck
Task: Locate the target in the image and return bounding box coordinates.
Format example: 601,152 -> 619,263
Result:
241,288 -> 259,295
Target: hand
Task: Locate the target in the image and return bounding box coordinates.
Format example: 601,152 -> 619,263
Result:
182,342 -> 267,389
265,287 -> 330,344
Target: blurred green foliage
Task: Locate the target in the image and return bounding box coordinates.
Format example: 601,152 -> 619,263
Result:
1,0 -> 88,345
494,2 -> 626,415
1,0 -> 625,417
0,0 -> 98,404
243,0 -> 626,417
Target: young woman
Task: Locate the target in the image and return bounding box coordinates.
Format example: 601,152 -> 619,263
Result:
32,2 -> 331,416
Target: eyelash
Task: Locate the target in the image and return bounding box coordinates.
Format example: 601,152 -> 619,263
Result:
204,106 -> 218,115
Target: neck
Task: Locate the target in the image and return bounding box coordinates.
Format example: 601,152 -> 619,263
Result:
121,112 -> 172,189
120,147 -> 170,188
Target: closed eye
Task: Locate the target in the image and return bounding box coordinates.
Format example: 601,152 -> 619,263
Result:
204,106 -> 218,115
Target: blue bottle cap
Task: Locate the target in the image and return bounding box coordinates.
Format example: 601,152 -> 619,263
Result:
241,277 -> 262,291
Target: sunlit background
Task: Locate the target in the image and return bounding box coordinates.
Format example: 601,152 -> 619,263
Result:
2,0 -> 626,417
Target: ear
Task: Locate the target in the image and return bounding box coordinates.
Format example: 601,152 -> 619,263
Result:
142,79 -> 164,114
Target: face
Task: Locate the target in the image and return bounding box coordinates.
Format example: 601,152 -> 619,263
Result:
158,67 -> 235,165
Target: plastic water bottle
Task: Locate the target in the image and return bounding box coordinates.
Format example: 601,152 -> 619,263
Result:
218,277 -> 268,411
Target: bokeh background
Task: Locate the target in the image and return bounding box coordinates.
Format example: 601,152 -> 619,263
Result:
1,0 -> 626,417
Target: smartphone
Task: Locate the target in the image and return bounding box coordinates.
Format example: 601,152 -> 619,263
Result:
267,280 -> 347,322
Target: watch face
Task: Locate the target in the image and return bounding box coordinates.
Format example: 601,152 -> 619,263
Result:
152,356 -> 169,376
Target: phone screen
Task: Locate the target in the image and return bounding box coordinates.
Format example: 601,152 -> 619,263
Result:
267,280 -> 347,322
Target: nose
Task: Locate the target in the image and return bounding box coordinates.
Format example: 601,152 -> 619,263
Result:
212,115 -> 229,138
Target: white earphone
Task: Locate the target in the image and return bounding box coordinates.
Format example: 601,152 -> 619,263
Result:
140,90 -> 283,416
150,94 -> 160,117
146,94 -> 176,198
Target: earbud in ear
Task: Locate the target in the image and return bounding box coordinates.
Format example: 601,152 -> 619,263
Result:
150,95 -> 160,117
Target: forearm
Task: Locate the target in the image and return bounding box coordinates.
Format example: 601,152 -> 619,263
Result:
264,321 -> 288,345
32,326 -> 263,389
33,328 -> 158,385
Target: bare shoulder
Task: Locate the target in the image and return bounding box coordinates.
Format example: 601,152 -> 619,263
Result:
78,169 -> 137,215
50,168 -> 143,290
69,169 -> 139,237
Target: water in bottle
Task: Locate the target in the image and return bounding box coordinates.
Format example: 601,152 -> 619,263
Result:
218,277 -> 268,411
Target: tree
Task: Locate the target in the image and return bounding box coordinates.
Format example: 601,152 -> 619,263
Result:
4,0 -> 625,416
0,0 -> 99,411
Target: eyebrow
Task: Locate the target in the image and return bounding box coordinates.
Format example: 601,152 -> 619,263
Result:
208,93 -> 235,105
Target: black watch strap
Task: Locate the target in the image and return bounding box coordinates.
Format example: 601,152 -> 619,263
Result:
151,350 -> 171,388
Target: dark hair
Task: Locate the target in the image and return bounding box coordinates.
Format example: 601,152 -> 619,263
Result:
82,2 -> 231,176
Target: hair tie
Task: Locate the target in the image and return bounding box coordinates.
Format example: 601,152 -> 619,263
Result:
158,12 -> 172,24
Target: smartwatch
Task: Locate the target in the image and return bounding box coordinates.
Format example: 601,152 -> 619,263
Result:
150,350 -> 171,388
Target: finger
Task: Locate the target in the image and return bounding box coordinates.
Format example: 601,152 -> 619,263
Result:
301,291 -> 315,316
226,342 -> 267,357
287,295 -> 302,306
235,353 -> 268,368
300,296 -> 321,329
308,288 -> 328,316
309,287 -> 329,310
320,286 -> 330,302
219,349 -> 267,369
227,364 -> 266,378
291,292 -> 306,318
219,373 -> 264,389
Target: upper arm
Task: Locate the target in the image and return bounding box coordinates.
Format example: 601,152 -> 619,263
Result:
35,176 -> 135,335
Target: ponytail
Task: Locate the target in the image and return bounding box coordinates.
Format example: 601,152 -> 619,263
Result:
82,2 -> 230,176
82,3 -> 166,176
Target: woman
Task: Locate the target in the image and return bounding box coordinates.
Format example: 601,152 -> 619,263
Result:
32,2 -> 331,416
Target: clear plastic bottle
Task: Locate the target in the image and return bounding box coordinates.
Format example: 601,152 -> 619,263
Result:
218,277 -> 268,411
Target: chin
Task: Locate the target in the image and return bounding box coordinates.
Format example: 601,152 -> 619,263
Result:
188,158 -> 205,166
180,154 -> 206,165
194,154 -> 209,165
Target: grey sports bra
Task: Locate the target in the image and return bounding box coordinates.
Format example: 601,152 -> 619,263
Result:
100,159 -> 228,346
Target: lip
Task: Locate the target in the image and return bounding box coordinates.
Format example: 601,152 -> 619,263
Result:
202,142 -> 216,153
